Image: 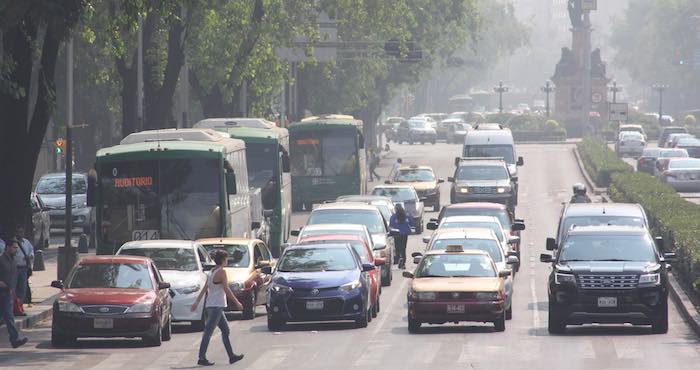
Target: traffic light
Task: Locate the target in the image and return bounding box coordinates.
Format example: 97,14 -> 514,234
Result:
55,138 -> 66,155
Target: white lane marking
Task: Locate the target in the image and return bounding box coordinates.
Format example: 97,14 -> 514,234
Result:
147,350 -> 190,369
529,264 -> 540,331
412,341 -> 440,364
457,342 -> 471,363
613,339 -> 643,359
91,354 -> 134,369
248,347 -> 292,369
371,273 -> 409,336
353,344 -> 391,366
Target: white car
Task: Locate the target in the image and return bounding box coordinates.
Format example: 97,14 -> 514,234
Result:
616,131 -> 646,157
428,215 -> 519,256
117,240 -> 213,329
423,227 -> 518,319
660,158 -> 700,192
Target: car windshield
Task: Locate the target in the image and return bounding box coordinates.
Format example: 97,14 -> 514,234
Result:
431,239 -> 502,262
660,149 -> 688,158
416,254 -> 495,278
439,221 -> 503,242
456,165 -> 508,181
119,247 -> 198,271
448,112 -> 468,120
641,148 -> 661,157
395,169 -> 435,182
307,209 -> 385,234
670,159 -> 700,169
409,120 -> 429,129
300,229 -> 367,243
277,247 -> 357,272
442,208 -> 511,231
36,176 -> 87,194
559,234 -> 656,262
67,263 -> 153,289
561,216 -> 645,236
463,145 -> 515,164
621,132 -> 644,140
302,240 -> 370,263
202,244 -> 250,267
371,187 -> 417,202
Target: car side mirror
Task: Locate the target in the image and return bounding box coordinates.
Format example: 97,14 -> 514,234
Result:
202,263 -> 217,271
290,229 -> 300,237
498,270 -> 511,278
511,222 -> 525,231
437,178 -> 445,184
454,157 -> 461,166
508,236 -> 520,245
362,263 -> 375,272
389,229 -> 401,237
422,236 -> 431,244
374,258 -> 386,266
251,222 -> 261,229
158,282 -> 171,290
506,256 -> 519,265
447,177 -> 455,182
372,243 -> 386,251
402,271 -> 414,279
413,256 -> 423,264
517,156 -> 524,166
426,221 -> 438,230
225,172 -> 237,195
256,260 -> 271,269
540,253 -> 553,263
546,237 -> 557,251
51,280 -> 64,289
261,266 -> 273,274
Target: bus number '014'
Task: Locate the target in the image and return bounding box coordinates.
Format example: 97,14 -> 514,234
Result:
132,230 -> 160,240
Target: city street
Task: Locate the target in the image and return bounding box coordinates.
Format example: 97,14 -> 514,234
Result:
2,142 -> 699,369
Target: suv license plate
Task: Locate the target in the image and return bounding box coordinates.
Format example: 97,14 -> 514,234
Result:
446,304 -> 465,314
597,297 -> 617,308
94,318 -> 114,329
306,301 -> 324,310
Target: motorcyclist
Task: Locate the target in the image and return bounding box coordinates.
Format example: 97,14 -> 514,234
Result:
570,183 -> 592,203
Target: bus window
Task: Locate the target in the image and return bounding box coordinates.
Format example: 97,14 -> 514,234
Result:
323,133 -> 356,176
291,137 -> 323,176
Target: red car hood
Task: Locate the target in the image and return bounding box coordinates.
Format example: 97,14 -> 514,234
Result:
61,288 -> 155,305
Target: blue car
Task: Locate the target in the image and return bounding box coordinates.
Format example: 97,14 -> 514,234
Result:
265,243 -> 376,330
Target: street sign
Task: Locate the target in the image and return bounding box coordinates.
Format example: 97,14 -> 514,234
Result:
591,92 -> 603,104
582,0 -> 597,11
609,102 -> 629,122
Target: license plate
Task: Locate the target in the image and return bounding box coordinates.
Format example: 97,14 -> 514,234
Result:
306,301 -> 324,310
597,297 -> 617,308
446,304 -> 466,314
93,318 -> 114,329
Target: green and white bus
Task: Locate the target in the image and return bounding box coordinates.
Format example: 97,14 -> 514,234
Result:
288,115 -> 366,210
195,119 -> 291,257
90,129 -> 252,255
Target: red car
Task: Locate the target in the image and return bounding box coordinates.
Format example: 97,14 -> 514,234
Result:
431,203 -> 525,266
50,256 -> 172,347
297,234 -> 385,318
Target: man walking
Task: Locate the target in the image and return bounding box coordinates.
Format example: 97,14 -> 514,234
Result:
368,150 -> 381,182
389,158 -> 402,181
0,238 -> 28,348
14,226 -> 33,315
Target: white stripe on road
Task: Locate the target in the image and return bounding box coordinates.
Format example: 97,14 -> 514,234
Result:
146,350 -> 190,369
91,353 -> 134,370
353,344 -> 391,367
529,257 -> 540,331
248,347 -> 292,370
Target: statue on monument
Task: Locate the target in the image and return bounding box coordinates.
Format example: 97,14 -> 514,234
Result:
554,47 -> 577,78
568,0 -> 583,28
591,48 -> 606,78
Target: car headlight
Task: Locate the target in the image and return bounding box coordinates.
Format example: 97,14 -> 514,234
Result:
126,302 -> 153,313
57,301 -> 82,313
175,284 -> 201,295
639,273 -> 660,285
496,186 -> 511,194
475,292 -> 500,300
414,292 -> 437,300
339,280 -> 361,292
270,282 -> 294,294
459,187 -> 469,194
229,282 -> 244,292
555,272 -> 576,284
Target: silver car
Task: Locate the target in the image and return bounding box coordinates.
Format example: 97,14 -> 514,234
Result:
370,184 -> 425,233
660,158 -> 700,192
35,173 -> 94,235
616,131 -> 646,157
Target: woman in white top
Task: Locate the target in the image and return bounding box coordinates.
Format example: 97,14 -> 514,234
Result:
192,249 -> 244,366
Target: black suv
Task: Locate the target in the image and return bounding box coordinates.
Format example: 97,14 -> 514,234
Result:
448,157 -> 516,211
540,226 -> 675,334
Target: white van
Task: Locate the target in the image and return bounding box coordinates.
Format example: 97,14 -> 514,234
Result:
462,129 -> 524,198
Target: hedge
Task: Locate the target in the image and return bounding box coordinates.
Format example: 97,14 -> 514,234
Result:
512,129 -> 567,142
609,172 -> 700,297
576,138 -> 633,187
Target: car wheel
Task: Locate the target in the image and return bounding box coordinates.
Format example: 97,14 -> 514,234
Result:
144,322 -> 163,346
51,323 -> 76,348
267,315 -> 285,331
242,290 -> 256,320
381,266 -> 391,287
162,314 -> 172,341
548,301 -> 566,334
371,298 -> 378,318
367,306 -> 373,323
651,299 -> 669,334
376,294 -> 381,313
506,305 -> 513,320
494,311 -> 506,332
434,199 -> 440,212
408,316 -> 421,333
356,308 -> 369,328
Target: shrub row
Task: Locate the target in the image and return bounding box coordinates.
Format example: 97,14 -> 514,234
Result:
576,138 -> 633,187
609,172 -> 700,296
512,129 -> 567,142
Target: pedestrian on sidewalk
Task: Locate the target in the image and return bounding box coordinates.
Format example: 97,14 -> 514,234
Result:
13,226 -> 33,316
388,158 -> 402,181
369,150 -> 381,182
389,204 -> 412,269
191,249 -> 244,366
0,238 -> 28,348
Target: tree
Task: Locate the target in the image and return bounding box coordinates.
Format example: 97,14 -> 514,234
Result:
0,1 -> 87,238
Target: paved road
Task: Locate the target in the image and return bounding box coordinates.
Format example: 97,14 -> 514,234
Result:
2,143 -> 699,369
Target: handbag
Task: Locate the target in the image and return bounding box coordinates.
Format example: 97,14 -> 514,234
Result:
17,241 -> 32,277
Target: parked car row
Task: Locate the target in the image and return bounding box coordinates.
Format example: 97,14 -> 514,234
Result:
382,112 -> 479,145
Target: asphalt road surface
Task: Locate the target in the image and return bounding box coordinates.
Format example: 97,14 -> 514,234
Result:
2,143 -> 699,370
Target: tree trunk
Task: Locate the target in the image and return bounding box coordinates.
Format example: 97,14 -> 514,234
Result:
117,55 -> 138,138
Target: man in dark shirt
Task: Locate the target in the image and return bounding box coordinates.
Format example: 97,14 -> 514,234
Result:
0,238 -> 27,348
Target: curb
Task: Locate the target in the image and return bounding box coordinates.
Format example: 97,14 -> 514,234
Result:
571,147 -> 606,195
668,273 -> 700,336
17,305 -> 53,329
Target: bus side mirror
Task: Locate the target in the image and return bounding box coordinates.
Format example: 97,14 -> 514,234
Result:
87,170 -> 97,207
517,157 -> 524,166
282,153 -> 290,173
226,172 -> 237,195
546,237 -> 557,251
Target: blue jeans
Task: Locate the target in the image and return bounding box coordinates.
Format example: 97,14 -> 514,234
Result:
0,293 -> 19,343
15,267 -> 28,303
198,307 -> 234,361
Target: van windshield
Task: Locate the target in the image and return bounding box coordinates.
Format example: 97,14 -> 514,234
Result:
464,145 -> 515,164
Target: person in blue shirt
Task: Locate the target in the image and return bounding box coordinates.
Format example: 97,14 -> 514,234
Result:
389,204 -> 412,269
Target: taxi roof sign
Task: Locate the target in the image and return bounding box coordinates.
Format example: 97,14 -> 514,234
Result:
445,245 -> 464,253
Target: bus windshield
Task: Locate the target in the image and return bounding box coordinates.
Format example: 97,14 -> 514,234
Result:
245,143 -> 279,209
291,131 -> 357,177
100,158 -> 222,246
464,145 -> 515,164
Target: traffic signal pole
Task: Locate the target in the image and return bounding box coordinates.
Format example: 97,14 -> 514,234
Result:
59,35 -> 77,280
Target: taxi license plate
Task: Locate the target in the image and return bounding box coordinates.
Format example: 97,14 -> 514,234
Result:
306,301 -> 324,310
446,304 -> 465,314
93,318 -> 114,329
597,297 -> 617,308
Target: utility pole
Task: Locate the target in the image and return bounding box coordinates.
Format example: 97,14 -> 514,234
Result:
541,81 -> 554,117
59,35 -> 77,280
493,81 -> 509,114
137,14 -> 144,132
581,9 -> 592,135
609,80 -> 622,104
652,84 -> 669,126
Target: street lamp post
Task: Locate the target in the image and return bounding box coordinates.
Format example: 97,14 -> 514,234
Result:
541,81 -> 554,117
609,81 -> 622,104
494,81 -> 509,114
652,84 -> 669,126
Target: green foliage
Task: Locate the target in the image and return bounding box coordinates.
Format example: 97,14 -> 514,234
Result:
609,172 -> 700,298
511,129 -> 566,142
576,138 -> 633,187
